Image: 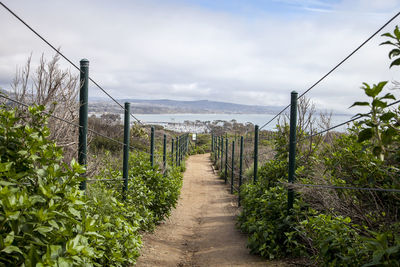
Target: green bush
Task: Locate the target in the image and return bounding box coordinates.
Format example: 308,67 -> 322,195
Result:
0,106 -> 95,266
238,184 -> 307,259
0,105 -> 184,266
238,159 -> 308,259
299,213 -> 367,266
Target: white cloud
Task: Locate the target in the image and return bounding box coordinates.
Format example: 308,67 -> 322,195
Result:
0,0 -> 400,115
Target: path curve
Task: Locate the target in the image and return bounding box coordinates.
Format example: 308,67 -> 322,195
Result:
136,154 -> 288,267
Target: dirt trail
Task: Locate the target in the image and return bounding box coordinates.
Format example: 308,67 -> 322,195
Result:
136,154 -> 288,267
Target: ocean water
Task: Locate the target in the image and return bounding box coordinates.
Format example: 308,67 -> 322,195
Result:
133,113 -> 353,131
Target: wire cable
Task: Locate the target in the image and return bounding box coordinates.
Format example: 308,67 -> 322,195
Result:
298,99 -> 400,142
0,94 -> 150,152
0,2 -> 144,125
259,103 -> 291,130
280,182 -> 400,193
297,11 -> 400,100
259,11 -> 400,130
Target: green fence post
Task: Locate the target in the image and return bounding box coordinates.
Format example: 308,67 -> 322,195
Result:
288,91 -> 298,211
122,102 -> 130,199
78,59 -> 89,191
217,136 -> 220,160
178,136 -> 181,166
171,138 -> 174,165
163,134 -> 167,171
238,136 -> 243,206
211,133 -> 214,153
221,137 -> 224,171
224,137 -> 228,184
150,126 -> 155,167
253,125 -> 259,183
179,136 -> 182,165
231,140 -> 235,194
175,136 -> 179,166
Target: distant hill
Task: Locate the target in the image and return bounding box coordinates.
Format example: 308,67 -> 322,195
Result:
114,99 -> 284,114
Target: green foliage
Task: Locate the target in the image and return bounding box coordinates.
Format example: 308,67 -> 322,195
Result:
380,25 -> 400,68
0,106 -> 94,266
238,159 -> 308,259
0,105 -> 184,266
299,213 -> 367,266
350,82 -> 397,160
235,24 -> 400,266
362,229 -> 400,266
85,184 -> 142,266
128,152 -> 183,223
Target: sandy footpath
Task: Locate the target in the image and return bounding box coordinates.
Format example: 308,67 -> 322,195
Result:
136,153 -> 289,267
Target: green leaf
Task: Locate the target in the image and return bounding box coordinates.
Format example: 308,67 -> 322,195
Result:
358,128 -> 373,143
4,231 -> 15,246
68,207 -> 81,219
35,226 -> 53,235
371,81 -> 388,98
372,99 -> 387,109
380,40 -> 396,46
350,101 -> 370,108
381,32 -> 395,39
2,245 -> 23,254
390,58 -> 400,68
388,49 -> 400,59
394,25 -> 400,39
380,93 -> 396,101
382,128 -> 397,145
380,112 -> 396,121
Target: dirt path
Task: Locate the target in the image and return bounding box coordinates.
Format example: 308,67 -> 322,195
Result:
136,154 -> 288,267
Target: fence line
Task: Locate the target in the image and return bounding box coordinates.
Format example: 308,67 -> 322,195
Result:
280,182 -> 400,193
211,90 -> 400,207
0,1 -> 144,125
259,11 -> 400,131
0,93 -> 146,152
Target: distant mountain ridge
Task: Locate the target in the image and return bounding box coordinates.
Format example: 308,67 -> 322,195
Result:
116,99 -> 284,114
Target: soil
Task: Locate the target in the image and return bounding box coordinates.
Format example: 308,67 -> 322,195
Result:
136,154 -> 291,267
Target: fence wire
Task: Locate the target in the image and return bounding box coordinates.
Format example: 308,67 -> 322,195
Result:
280,181 -> 400,193
0,1 -> 144,126
0,93 -> 151,154
259,11 -> 400,130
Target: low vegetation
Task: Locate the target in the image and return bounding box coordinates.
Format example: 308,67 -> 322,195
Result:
235,26 -> 400,266
0,105 -> 183,266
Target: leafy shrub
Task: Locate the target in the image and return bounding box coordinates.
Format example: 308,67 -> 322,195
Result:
86,184 -> 142,266
0,106 -> 95,266
238,183 -> 307,259
238,159 -> 308,259
299,213 -> 367,266
361,229 -> 400,267
0,105 -> 184,266
128,152 -> 183,224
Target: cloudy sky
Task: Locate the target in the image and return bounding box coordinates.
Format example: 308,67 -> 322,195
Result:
0,0 -> 400,113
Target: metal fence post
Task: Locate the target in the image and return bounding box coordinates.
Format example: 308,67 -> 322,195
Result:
217,136 -> 220,160
171,138 -> 174,165
231,140 -> 235,194
253,125 -> 259,183
225,138 -> 228,183
211,133 -> 214,153
150,126 -> 155,167
176,136 -> 179,166
288,91 -> 298,211
178,136 -> 181,166
238,136 -> 244,206
163,134 -> 167,171
221,137 -> 224,171
214,136 -> 217,163
78,59 -> 89,191
122,102 -> 130,199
